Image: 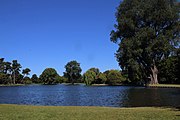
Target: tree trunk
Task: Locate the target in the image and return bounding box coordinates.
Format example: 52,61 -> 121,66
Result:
9,75 -> 12,84
150,65 -> 158,84
71,79 -> 74,85
13,71 -> 16,84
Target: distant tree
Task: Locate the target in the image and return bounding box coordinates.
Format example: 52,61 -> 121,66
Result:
55,75 -> 68,84
89,68 -> 100,76
61,76 -> 68,83
39,68 -> 59,85
111,0 -> 180,84
97,73 -> 107,84
22,68 -> 31,77
0,58 -> 12,84
106,70 -> 125,85
12,60 -> 21,84
0,73 -> 9,84
31,74 -> 39,83
0,58 -> 5,73
64,60 -> 82,84
15,73 -> 24,84
4,62 -> 12,83
83,70 -> 96,85
23,77 -> 32,84
4,62 -> 11,74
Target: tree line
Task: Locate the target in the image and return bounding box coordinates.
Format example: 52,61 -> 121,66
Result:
0,59 -> 125,85
1,56 -> 179,86
0,58 -> 29,84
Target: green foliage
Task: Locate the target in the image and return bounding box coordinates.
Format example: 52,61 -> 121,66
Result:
55,75 -> 68,83
106,70 -> 125,85
3,62 -> 12,74
83,70 -> 96,85
158,55 -> 180,84
83,69 -> 125,85
89,68 -> 100,77
23,77 -> 32,84
15,73 -> 24,84
31,74 -> 39,83
111,0 -> 180,84
95,73 -> 107,84
64,60 -> 82,84
0,73 -> 9,84
83,68 -> 107,85
22,68 -> 31,77
0,58 -> 5,73
39,68 -> 59,85
12,60 -> 22,84
61,76 -> 68,83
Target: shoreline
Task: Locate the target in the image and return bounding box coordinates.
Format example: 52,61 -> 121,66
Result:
0,83 -> 180,88
147,84 -> 180,88
0,84 -> 25,87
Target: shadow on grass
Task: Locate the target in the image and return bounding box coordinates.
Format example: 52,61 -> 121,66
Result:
176,107 -> 180,111
158,106 -> 180,117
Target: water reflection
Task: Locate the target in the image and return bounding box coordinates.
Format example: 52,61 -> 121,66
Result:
0,85 -> 179,107
122,87 -> 180,107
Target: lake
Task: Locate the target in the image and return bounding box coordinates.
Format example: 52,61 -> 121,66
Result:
0,84 -> 179,107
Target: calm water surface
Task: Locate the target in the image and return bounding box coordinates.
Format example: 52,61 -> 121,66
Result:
0,84 -> 179,107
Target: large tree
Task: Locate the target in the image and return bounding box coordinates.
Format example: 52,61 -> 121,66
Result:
64,60 -> 82,84
111,0 -> 180,84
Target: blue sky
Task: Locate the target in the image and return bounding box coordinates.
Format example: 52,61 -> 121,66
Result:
0,0 -> 121,76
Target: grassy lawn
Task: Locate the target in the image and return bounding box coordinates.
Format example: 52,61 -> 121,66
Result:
0,104 -> 179,120
148,84 -> 180,88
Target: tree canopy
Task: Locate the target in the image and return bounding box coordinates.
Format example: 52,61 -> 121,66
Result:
39,68 -> 59,85
111,0 -> 180,84
12,60 -> 22,84
64,60 -> 82,84
106,70 -> 125,85
83,69 -> 96,85
31,74 -> 39,83
22,68 -> 31,77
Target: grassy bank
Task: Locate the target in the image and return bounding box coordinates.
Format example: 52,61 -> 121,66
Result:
0,104 -> 179,120
0,84 -> 25,87
148,84 -> 180,88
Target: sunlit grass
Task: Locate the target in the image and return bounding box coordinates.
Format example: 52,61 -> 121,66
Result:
148,84 -> 180,88
0,104 -> 179,120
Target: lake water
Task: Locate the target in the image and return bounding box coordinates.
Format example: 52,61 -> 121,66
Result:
0,84 -> 179,107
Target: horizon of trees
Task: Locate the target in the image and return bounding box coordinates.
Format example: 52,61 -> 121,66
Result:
0,58 -> 127,85
0,58 -> 179,85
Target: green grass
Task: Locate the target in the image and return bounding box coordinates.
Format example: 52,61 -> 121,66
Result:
0,104 -> 179,120
148,84 -> 180,88
0,84 -> 25,87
